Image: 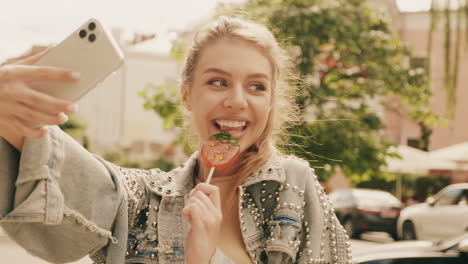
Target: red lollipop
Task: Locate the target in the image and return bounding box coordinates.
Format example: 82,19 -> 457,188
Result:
200,131 -> 240,183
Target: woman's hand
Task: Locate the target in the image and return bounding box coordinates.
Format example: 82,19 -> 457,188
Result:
183,183 -> 223,264
0,49 -> 80,150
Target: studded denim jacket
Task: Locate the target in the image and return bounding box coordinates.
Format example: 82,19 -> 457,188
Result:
0,126 -> 352,264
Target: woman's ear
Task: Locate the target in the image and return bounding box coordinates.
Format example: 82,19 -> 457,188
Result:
181,84 -> 192,111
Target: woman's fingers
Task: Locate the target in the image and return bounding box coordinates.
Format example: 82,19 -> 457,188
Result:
12,82 -> 77,114
14,48 -> 50,65
13,102 -> 69,126
0,65 -> 79,83
192,191 -> 221,221
190,183 -> 221,209
183,202 -> 204,229
10,117 -> 48,139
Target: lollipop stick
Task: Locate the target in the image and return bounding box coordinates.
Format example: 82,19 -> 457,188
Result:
206,167 -> 215,184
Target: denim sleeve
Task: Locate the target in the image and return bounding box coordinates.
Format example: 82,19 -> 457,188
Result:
0,126 -> 128,264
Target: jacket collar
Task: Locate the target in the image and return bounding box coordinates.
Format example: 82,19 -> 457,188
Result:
166,152 -> 286,196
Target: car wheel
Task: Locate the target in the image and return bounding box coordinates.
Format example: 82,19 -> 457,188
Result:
344,218 -> 360,239
402,221 -> 417,240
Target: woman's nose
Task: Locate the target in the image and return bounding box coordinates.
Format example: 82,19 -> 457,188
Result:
224,83 -> 247,111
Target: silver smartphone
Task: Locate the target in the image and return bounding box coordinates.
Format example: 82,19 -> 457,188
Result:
33,18 -> 124,101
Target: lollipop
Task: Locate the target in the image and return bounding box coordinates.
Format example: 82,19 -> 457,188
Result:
201,131 -> 240,183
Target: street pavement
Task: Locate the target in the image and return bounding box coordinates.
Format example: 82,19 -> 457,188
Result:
0,231 -> 393,263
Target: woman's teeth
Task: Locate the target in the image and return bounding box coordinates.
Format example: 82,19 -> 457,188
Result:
215,120 -> 246,128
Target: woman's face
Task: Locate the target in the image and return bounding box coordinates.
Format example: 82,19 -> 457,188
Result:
182,38 -> 273,155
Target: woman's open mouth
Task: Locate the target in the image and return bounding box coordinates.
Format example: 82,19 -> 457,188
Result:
213,119 -> 248,139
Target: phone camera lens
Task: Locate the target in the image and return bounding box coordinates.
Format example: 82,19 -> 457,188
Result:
79,29 -> 87,38
88,22 -> 96,31
88,33 -> 96,42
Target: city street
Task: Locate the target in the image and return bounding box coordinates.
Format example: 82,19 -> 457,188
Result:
0,231 -> 394,263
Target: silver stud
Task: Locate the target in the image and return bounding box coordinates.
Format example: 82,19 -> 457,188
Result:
288,203 -> 294,209
293,186 -> 298,192
285,184 -> 290,190
261,182 -> 267,187
166,189 -> 172,194
151,254 -> 155,259
261,197 -> 266,202
299,191 -> 304,197
152,221 -> 156,227
157,186 -> 162,192
306,249 -> 312,255
167,176 -> 173,182
261,189 -> 266,194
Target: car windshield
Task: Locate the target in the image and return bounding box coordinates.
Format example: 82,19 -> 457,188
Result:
354,189 -> 401,207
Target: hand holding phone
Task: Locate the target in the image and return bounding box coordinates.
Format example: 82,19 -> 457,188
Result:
33,18 -> 124,101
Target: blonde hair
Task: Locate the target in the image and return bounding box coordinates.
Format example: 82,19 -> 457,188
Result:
181,16 -> 300,198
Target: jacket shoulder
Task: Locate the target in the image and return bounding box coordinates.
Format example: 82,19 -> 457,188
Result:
279,155 -> 316,183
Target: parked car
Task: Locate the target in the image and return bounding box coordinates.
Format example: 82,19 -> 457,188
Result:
354,233 -> 468,264
329,188 -> 402,240
397,183 -> 468,241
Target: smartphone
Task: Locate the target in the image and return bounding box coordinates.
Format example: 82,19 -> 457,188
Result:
33,18 -> 124,101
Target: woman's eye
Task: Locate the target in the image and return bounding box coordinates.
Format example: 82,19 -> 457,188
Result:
208,79 -> 227,87
249,84 -> 266,91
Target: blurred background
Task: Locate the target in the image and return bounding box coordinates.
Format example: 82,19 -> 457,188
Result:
1,0 -> 467,263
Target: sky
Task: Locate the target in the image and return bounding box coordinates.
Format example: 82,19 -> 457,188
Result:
1,0 -> 431,62
0,0 -> 244,61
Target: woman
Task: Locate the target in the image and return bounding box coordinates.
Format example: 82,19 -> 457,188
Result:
0,17 -> 352,264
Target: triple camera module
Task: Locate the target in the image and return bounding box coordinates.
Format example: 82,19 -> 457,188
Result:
78,22 -> 97,42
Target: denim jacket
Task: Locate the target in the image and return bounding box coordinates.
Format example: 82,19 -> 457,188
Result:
0,126 -> 352,264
